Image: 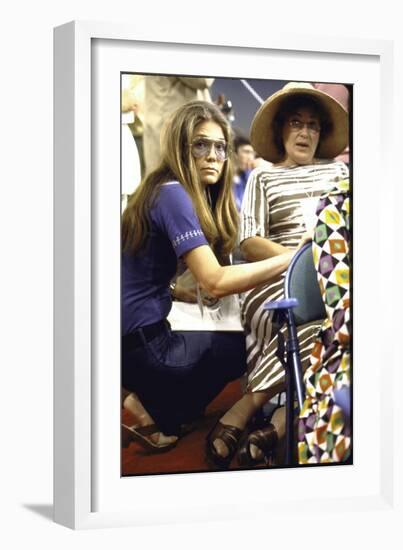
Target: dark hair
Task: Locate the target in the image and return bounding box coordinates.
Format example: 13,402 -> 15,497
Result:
272,95 -> 332,158
233,134 -> 252,153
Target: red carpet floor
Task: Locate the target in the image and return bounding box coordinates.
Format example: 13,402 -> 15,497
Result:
121,379 -> 267,476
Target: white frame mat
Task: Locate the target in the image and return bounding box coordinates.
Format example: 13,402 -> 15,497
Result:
54,20 -> 398,530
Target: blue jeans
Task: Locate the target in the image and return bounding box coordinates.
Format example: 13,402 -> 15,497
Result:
122,322 -> 246,435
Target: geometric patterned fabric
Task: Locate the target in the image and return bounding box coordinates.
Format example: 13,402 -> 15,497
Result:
298,179 -> 351,464
239,161 -> 349,394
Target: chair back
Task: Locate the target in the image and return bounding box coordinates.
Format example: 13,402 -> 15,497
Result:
285,243 -> 326,325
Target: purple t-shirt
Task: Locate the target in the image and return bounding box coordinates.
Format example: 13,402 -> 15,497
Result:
122,182 -> 208,334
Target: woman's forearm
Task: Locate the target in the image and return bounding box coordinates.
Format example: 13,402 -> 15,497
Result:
240,236 -> 290,261
207,252 -> 292,298
185,245 -> 293,299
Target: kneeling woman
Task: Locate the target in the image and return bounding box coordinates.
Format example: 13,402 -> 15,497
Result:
121,100 -> 307,452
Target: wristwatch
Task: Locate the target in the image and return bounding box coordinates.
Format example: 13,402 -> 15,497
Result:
170,281 -> 177,299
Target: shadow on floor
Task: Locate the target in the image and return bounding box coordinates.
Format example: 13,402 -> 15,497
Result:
23,504 -> 53,522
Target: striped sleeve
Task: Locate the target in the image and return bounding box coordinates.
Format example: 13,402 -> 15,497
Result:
239,168 -> 270,243
333,160 -> 349,181
341,161 -> 349,179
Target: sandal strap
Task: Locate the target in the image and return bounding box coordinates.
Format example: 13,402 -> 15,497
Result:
209,422 -> 243,455
125,423 -> 159,436
122,423 -> 178,453
249,424 -> 278,455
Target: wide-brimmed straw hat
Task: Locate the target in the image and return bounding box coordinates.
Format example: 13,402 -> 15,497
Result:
250,82 -> 349,163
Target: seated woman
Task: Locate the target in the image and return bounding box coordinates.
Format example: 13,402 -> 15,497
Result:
206,82 -> 349,468
121,100 -> 308,453
298,178 -> 351,464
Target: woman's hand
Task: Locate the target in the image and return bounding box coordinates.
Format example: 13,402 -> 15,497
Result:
171,269 -> 217,305
172,281 -> 197,303
172,270 -> 197,303
296,230 -> 313,251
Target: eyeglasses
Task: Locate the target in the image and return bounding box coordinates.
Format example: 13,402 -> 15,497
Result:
287,119 -> 321,134
190,138 -> 230,161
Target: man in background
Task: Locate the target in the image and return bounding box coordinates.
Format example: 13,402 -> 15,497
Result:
232,135 -> 256,211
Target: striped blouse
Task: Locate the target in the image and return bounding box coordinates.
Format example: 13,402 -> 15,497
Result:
239,160 -> 349,247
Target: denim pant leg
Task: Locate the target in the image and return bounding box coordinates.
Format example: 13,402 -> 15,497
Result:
122,327 -> 246,435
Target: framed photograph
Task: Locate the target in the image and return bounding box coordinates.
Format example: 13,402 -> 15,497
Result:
54,21 -> 396,529
119,71 -> 352,479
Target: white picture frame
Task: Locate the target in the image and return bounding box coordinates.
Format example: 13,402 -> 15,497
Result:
54,20 -> 398,530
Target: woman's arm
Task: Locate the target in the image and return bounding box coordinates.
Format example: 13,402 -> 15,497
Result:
184,245 -> 293,299
239,169 -> 289,261
240,236 -> 290,262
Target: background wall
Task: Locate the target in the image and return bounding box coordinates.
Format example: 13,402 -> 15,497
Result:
0,1 -> 401,547
211,77 -> 288,135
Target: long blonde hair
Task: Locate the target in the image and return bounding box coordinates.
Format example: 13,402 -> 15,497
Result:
122,100 -> 238,258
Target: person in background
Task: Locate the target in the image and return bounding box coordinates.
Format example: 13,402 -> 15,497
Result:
232,135 -> 256,211
142,75 -> 215,175
121,75 -> 144,211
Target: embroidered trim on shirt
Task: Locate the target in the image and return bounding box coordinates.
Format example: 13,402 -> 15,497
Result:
172,230 -> 204,248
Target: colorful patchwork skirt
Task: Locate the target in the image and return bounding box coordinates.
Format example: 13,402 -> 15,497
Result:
298,180 -> 352,464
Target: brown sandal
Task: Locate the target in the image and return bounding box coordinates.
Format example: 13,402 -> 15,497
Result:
121,423 -> 178,453
237,423 -> 278,468
206,421 -> 245,470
